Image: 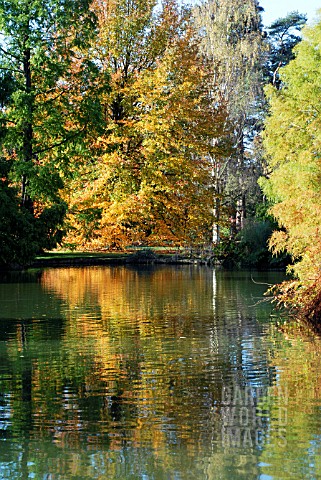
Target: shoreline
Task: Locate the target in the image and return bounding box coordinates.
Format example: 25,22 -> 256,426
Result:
1,250 -> 287,272
29,251 -> 201,269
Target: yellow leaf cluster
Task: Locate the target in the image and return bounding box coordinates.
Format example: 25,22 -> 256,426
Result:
63,0 -> 228,250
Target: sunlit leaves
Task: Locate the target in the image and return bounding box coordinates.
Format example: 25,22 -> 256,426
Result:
261,15 -> 321,284
64,0 -> 228,249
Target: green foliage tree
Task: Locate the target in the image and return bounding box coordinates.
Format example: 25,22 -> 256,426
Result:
0,160 -> 37,266
0,0 -> 102,265
260,15 -> 321,320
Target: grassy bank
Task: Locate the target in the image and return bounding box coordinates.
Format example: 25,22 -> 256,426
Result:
31,249 -> 196,268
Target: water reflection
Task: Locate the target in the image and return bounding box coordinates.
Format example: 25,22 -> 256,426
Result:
0,266 -> 320,479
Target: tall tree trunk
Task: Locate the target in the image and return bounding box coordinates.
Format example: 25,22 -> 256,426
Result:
213,180 -> 220,244
235,133 -> 246,233
236,194 -> 246,232
21,43 -> 34,213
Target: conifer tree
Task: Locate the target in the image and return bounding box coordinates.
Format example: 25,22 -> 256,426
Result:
266,11 -> 307,88
260,15 -> 321,322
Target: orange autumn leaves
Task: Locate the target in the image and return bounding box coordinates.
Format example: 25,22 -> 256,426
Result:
63,0 -> 229,250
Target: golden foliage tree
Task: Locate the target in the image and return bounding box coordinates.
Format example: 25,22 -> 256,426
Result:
260,16 -> 321,323
63,0 -> 228,250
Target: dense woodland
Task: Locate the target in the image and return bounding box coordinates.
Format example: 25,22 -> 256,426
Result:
0,0 -> 320,317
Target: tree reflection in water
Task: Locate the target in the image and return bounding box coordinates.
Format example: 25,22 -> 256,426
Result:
0,266 -> 319,479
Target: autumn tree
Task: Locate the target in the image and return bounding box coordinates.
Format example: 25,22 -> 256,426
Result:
193,0 -> 266,242
0,0 -> 101,263
64,0 -> 228,250
260,15 -> 321,322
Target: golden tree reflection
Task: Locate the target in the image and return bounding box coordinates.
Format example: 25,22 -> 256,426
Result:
0,267 -> 287,479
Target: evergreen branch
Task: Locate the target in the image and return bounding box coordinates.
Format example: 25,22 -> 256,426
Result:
33,127 -> 86,156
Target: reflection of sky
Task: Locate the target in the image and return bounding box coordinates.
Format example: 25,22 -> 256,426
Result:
259,473 -> 274,480
225,335 -> 275,391
0,394 -> 11,430
241,338 -> 272,388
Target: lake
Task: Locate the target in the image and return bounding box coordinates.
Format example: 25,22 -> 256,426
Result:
0,265 -> 320,479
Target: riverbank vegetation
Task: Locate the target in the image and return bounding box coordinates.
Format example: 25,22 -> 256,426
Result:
261,16 -> 321,328
1,0 -> 319,321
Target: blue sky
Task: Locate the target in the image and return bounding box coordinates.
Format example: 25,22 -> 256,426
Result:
260,0 -> 320,26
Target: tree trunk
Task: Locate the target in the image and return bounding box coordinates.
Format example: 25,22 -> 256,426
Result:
236,194 -> 246,232
21,43 -> 34,213
213,187 -> 220,244
212,157 -> 221,244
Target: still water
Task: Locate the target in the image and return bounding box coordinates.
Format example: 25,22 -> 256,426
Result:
0,265 -> 320,479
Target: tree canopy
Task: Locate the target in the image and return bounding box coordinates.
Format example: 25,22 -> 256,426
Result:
0,0 -> 102,264
266,11 -> 307,88
193,0 -> 266,242
0,0 -> 311,274
260,14 -> 321,321
63,0 -> 229,250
